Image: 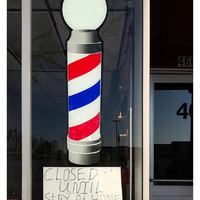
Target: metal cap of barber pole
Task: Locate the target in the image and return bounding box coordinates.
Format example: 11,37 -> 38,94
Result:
62,0 -> 107,165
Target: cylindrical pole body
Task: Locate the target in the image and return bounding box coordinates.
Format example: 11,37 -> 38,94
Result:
67,30 -> 102,165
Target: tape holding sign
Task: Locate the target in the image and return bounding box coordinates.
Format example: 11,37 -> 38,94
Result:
43,167 -> 122,200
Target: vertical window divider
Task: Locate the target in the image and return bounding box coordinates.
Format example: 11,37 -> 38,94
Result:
22,0 -> 32,199
143,0 -> 150,199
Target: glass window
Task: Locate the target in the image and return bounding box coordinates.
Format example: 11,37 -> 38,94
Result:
31,0 -> 136,199
7,0 -> 144,199
7,0 -> 22,199
31,0 -> 143,200
154,83 -> 193,181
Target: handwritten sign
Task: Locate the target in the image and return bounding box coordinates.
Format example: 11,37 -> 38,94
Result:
43,167 -> 122,200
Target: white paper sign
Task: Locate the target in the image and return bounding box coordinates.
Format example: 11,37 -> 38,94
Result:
43,167 -> 122,200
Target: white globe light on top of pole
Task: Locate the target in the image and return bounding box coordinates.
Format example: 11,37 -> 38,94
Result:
62,0 -> 107,165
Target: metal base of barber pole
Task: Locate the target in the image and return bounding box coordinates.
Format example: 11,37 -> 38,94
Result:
67,136 -> 101,165
67,31 -> 102,165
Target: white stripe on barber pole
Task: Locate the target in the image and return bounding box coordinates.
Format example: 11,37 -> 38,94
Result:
68,96 -> 100,127
81,128 -> 100,141
68,63 -> 101,96
67,53 -> 89,64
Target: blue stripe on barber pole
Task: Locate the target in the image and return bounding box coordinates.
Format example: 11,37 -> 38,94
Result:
69,96 -> 100,127
68,80 -> 100,111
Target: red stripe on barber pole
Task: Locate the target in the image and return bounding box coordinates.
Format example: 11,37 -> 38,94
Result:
68,52 -> 101,81
69,112 -> 100,141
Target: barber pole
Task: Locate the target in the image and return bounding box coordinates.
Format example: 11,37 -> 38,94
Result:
62,0 -> 107,165
68,52 -> 101,141
66,33 -> 103,165
67,45 -> 102,165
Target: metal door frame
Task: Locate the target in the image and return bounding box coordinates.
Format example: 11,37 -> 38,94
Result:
22,0 -> 32,199
143,0 -> 150,199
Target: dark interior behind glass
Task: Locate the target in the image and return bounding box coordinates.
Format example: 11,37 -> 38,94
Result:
7,0 -> 22,199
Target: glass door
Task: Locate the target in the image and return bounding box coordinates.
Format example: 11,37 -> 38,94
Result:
31,0 -> 135,198
150,74 -> 193,200
31,0 -> 143,199
7,0 -> 149,199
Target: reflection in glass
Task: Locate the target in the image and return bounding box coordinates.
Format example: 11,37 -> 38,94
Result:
31,1 -> 135,199
154,83 -> 193,180
7,0 -> 22,199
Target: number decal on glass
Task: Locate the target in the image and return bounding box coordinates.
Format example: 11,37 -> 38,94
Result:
176,103 -> 192,119
177,56 -> 193,67
189,104 -> 193,118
